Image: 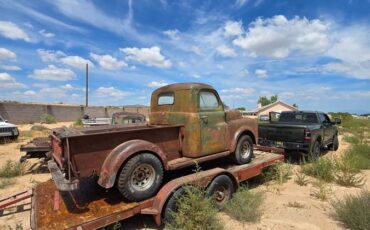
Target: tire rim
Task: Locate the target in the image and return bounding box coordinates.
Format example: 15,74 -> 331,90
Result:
213,186 -> 230,205
130,163 -> 155,191
241,141 -> 251,158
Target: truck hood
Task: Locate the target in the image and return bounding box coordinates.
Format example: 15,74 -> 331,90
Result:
0,121 -> 17,128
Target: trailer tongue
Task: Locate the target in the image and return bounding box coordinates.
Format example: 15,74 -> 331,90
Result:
29,149 -> 283,230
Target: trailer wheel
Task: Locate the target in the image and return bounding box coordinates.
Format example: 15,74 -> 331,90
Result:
117,153 -> 163,202
162,186 -> 187,222
206,175 -> 234,209
328,135 -> 339,151
233,135 -> 254,165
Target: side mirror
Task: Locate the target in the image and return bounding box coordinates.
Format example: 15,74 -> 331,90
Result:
4,120 -> 8,123
334,118 -> 341,125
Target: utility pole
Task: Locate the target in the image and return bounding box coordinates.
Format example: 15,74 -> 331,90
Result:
86,63 -> 88,107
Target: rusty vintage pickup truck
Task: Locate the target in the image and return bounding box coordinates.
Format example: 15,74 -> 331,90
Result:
48,83 -> 258,201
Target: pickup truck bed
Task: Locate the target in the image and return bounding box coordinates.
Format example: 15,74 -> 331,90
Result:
31,149 -> 283,229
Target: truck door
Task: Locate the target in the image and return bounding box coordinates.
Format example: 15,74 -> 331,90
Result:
198,90 -> 227,155
319,113 -> 334,145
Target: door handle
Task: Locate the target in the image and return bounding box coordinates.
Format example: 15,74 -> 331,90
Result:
200,115 -> 208,123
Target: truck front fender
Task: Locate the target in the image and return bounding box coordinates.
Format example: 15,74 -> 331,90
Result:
98,139 -> 168,189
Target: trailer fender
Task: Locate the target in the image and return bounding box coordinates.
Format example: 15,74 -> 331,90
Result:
230,127 -> 257,152
98,139 -> 168,189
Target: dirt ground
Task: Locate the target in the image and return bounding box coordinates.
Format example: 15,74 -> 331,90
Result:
0,124 -> 369,229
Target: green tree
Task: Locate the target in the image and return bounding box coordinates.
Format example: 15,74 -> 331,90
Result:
293,103 -> 298,108
236,107 -> 246,111
258,95 -> 278,106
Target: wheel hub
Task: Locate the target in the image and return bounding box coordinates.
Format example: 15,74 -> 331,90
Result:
241,141 -> 251,158
130,164 -> 155,191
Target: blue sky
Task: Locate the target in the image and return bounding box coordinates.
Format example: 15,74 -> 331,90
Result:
0,0 -> 369,113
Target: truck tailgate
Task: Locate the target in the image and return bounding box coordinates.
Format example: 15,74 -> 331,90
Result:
259,123 -> 306,142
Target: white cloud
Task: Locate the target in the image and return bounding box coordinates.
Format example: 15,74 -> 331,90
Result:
0,65 -> 21,71
95,86 -> 131,98
37,49 -> 66,62
0,72 -> 25,89
233,15 -> 329,58
190,46 -> 204,56
120,46 -> 172,68
255,69 -> 267,78
220,87 -> 255,96
0,47 -> 16,60
224,21 -> 243,37
0,21 -> 30,42
23,90 -> 36,96
38,29 -> 55,38
61,56 -> 94,70
29,65 -> 76,81
147,81 -> 169,88
323,26 -> 370,79
60,84 -> 74,90
90,53 -> 127,70
163,29 -> 180,40
216,45 -> 237,57
234,0 -> 249,8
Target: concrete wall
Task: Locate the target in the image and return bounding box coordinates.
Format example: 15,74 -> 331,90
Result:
0,102 -> 133,124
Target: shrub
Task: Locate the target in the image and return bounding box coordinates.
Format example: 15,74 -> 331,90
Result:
0,160 -> 26,178
263,162 -> 292,184
165,186 -> 223,230
74,118 -> 83,127
343,134 -> 360,145
286,201 -> 305,209
332,191 -> 370,230
302,158 -> 336,182
345,144 -> 370,170
0,178 -> 16,189
335,153 -> 365,188
40,114 -> 56,124
223,187 -> 264,223
311,180 -> 331,201
294,173 -> 309,186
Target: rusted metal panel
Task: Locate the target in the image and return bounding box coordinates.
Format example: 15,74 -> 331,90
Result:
32,179 -> 153,230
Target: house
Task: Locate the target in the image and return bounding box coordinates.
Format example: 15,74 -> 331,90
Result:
241,101 -> 298,119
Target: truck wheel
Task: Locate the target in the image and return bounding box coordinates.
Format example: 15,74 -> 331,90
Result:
162,186 -> 187,222
310,140 -> 321,160
117,153 -> 163,202
206,175 -> 234,209
328,135 -> 339,151
233,135 -> 254,165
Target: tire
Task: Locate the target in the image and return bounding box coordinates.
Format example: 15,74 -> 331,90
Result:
310,139 -> 321,160
233,135 -> 254,165
162,186 -> 187,222
206,175 -> 234,209
328,135 -> 339,151
116,153 -> 163,202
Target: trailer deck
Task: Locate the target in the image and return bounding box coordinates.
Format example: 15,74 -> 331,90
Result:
30,150 -> 283,230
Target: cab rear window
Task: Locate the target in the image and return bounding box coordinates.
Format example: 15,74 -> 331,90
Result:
158,92 -> 174,105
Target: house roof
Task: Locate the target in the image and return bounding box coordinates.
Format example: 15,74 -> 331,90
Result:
247,100 -> 298,113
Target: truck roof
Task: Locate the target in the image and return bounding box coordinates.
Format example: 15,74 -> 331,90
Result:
282,110 -> 325,114
152,82 -> 214,94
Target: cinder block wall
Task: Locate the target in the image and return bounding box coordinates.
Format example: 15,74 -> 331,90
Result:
0,102 -> 140,124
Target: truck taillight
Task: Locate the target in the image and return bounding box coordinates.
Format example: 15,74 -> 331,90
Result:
304,129 -> 311,141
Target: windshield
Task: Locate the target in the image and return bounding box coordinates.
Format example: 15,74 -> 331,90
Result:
0,116 -> 3,122
278,112 -> 318,123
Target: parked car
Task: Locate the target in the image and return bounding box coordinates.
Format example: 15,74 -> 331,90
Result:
0,115 -> 18,140
82,112 -> 146,126
48,83 -> 258,201
258,111 -> 341,158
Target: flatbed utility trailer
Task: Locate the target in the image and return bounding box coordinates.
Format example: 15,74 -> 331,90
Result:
26,146 -> 283,230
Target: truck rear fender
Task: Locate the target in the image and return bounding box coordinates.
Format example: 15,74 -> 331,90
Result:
98,139 -> 168,189
230,128 -> 256,152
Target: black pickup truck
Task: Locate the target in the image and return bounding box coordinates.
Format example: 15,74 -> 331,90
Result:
258,111 -> 341,158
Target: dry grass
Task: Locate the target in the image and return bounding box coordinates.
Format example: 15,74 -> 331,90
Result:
0,178 -> 16,189
286,201 -> 305,209
0,160 -> 27,178
311,181 -> 331,201
294,173 -> 309,186
223,187 -> 264,223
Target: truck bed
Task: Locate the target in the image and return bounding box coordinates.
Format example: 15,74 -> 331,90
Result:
31,150 -> 283,230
